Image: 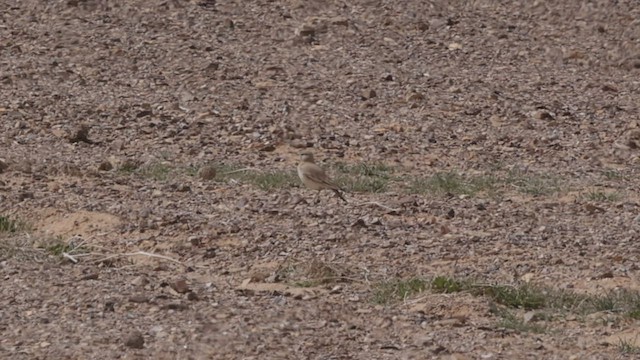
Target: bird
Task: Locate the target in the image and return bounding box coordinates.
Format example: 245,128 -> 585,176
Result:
297,152 -> 347,204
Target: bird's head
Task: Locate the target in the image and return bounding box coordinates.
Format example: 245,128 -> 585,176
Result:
300,152 -> 315,163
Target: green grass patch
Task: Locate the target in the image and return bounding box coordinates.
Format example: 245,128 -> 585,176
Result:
248,171 -> 299,191
372,275 -> 640,335
0,216 -> 19,233
477,284 -> 546,310
275,259 -> 345,288
408,172 -> 497,197
490,305 -> 548,334
431,276 -> 467,293
619,339 -> 640,354
602,169 -> 625,180
189,163 -> 299,190
372,278 -> 428,305
334,162 -> 393,193
118,160 -> 140,173
583,190 -> 622,202
505,169 -> 562,196
139,162 -> 172,181
35,235 -> 88,258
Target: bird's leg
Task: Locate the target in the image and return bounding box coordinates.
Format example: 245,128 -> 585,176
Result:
333,189 -> 347,204
314,190 -> 321,204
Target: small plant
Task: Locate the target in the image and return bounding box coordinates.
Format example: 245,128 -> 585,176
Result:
408,172 -> 496,196
139,162 -> 172,181
372,278 -> 428,305
431,276 -> 466,293
490,305 -> 547,334
618,339 -> 640,354
506,169 -> 561,196
584,190 -> 622,202
0,216 -> 18,233
118,160 -> 139,173
213,164 -> 298,190
38,236 -> 87,257
339,176 -> 388,193
478,284 -> 546,310
184,165 -> 200,177
602,169 -> 624,180
276,259 -> 344,288
628,307 -> 640,320
249,171 -> 299,191
334,162 -> 392,193
334,162 -> 391,177
46,242 -> 75,256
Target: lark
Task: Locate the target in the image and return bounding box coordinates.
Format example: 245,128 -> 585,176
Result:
297,152 -> 347,203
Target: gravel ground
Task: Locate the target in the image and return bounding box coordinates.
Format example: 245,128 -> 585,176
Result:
1,0 -> 640,359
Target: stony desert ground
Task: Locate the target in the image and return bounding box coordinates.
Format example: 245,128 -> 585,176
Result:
2,0 -> 640,359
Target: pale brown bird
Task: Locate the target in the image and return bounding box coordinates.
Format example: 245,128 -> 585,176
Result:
297,152 -> 347,203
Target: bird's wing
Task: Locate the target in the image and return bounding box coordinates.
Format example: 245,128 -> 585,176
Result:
304,164 -> 341,190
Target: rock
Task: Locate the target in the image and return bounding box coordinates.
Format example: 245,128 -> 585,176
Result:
198,165 -> 216,180
132,276 -> 149,287
124,331 -> 144,349
14,159 -> 32,174
223,18 -> 234,29
68,124 -> 93,144
361,88 -> 377,100
254,81 -> 275,90
98,160 -> 113,171
406,92 -> 425,102
176,183 -> 191,192
297,24 -> 317,37
531,110 -> 555,121
170,278 -> 190,294
289,139 -> 311,149
129,295 -> 149,303
259,144 -> 276,152
60,163 -> 82,176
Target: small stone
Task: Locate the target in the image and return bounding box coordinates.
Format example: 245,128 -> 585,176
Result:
259,144 -> 276,152
124,331 -> 144,349
406,92 -> 425,102
80,273 -> 99,280
223,18 -> 234,29
68,124 -> 93,144
129,295 -> 149,303
170,278 -> 190,294
132,276 -> 149,287
523,311 -> 536,324
531,110 -> 555,121
198,165 -> 217,180
176,183 -> 191,192
361,88 -> 377,100
98,160 -> 113,171
189,236 -> 202,246
289,139 -> 311,149
297,24 -> 316,37
254,81 -> 275,90
14,159 -> 32,174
